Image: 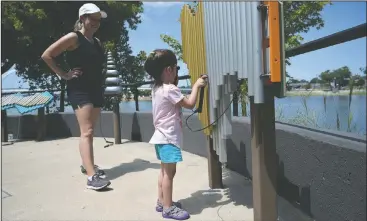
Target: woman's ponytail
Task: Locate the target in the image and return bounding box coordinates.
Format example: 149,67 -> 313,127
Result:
73,19 -> 82,31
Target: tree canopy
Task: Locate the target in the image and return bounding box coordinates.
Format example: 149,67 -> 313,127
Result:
317,66 -> 366,89
319,66 -> 351,88
360,67 -> 366,76
1,1 -> 143,87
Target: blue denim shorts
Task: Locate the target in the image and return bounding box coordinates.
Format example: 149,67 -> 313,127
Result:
155,144 -> 183,163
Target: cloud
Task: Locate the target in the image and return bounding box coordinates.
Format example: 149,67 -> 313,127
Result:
143,2 -> 185,8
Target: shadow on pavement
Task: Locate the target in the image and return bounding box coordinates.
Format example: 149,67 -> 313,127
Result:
178,168 -> 253,215
104,158 -> 161,180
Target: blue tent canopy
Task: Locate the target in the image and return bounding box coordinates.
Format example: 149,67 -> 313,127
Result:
1,91 -> 54,115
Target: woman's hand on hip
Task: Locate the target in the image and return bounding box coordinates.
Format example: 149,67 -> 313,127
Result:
61,68 -> 83,80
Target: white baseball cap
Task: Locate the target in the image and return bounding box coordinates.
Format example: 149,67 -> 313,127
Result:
79,3 -> 107,18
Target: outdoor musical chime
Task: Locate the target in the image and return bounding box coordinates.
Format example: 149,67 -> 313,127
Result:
105,51 -> 122,96
104,51 -> 122,145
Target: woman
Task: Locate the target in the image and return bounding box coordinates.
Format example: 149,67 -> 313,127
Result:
41,3 -> 110,190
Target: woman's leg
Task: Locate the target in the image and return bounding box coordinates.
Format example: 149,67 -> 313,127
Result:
75,104 -> 95,177
87,107 -> 107,179
75,104 -> 110,190
89,107 -> 101,165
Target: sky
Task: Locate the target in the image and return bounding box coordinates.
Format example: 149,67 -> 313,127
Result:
2,1 -> 366,89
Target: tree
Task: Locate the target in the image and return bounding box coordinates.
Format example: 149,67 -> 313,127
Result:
124,51 -> 148,96
319,70 -> 333,86
352,75 -> 365,88
103,28 -> 148,110
304,83 -> 312,90
159,35 -> 183,61
360,67 -> 366,76
2,1 -> 143,75
2,1 -> 143,110
159,1 -> 329,114
310,77 -> 319,84
283,2 -> 330,64
319,66 -> 352,90
331,66 -> 351,89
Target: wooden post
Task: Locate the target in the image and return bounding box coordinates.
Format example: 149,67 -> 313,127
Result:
2,110 -> 8,142
59,80 -> 65,112
206,136 -> 223,189
36,107 -> 46,141
250,4 -> 279,220
232,91 -> 239,116
134,88 -> 140,111
113,100 -> 121,144
250,88 -> 278,221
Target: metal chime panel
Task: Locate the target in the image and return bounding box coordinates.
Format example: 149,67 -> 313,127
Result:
105,51 -> 123,96
180,2 -> 264,163
180,4 -> 211,136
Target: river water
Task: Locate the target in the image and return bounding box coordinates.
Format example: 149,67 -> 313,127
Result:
5,95 -> 366,135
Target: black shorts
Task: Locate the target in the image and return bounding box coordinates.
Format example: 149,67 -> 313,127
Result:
67,88 -> 104,110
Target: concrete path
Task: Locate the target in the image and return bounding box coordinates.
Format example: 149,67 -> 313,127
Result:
1,137 -> 254,220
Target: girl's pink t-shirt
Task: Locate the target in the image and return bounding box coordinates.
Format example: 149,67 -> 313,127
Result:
149,84 -> 185,148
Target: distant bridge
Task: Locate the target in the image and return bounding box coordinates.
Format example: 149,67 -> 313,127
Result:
137,87 -> 192,95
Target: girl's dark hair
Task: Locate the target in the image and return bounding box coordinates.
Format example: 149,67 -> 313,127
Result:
144,49 -> 177,86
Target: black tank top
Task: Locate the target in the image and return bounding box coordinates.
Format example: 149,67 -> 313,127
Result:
65,31 -> 105,91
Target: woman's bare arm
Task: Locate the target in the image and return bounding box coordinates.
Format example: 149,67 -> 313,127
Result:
41,32 -> 78,78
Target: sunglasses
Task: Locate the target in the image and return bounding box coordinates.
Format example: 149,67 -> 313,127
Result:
166,65 -> 180,73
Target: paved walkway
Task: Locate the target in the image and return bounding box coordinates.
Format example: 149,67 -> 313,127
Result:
1,137 -> 254,220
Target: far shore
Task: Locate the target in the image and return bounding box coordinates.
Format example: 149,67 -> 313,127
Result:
121,89 -> 366,101
285,89 -> 366,97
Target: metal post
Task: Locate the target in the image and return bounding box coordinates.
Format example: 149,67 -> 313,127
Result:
2,110 -> 8,142
113,98 -> 121,144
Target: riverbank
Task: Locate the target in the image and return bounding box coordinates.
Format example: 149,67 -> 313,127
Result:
285,89 -> 366,97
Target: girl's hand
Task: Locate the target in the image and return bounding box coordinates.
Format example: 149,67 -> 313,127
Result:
61,68 -> 82,80
194,75 -> 207,88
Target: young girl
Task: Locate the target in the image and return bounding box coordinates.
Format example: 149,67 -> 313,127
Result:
144,49 -> 207,220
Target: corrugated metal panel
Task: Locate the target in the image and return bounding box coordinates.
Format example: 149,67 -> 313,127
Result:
180,3 -> 211,136
180,2 -> 264,163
